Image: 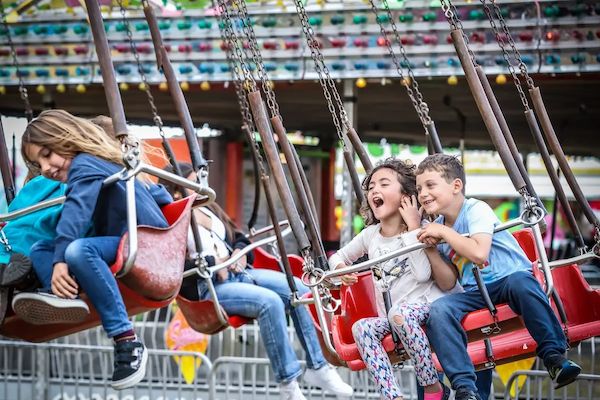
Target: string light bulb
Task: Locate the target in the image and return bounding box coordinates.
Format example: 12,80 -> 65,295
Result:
356,77 -> 367,88
447,75 -> 458,85
76,84 -> 86,93
36,84 -> 46,94
0,86 -> 5,95
496,74 -> 507,84
200,81 -> 211,91
180,81 -> 189,91
119,82 -> 129,91
159,82 -> 168,91
138,82 -> 147,91
56,84 -> 66,93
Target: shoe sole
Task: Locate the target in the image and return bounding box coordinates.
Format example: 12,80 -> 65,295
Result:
0,254 -> 32,287
0,286 -> 10,325
554,366 -> 581,389
12,293 -> 90,325
111,347 -> 149,390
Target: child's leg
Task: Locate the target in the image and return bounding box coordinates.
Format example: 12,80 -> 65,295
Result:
425,292 -> 488,393
352,317 -> 403,400
389,302 -> 439,389
63,237 -> 131,338
29,239 -> 57,290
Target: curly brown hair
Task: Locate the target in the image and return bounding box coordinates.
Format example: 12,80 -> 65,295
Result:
359,157 -> 417,226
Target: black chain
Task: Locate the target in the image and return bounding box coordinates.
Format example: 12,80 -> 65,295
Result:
117,0 -> 167,139
439,0 -> 477,65
479,0 -> 530,110
489,0 -> 535,89
371,0 -> 431,126
234,0 -> 281,120
0,4 -> 32,120
292,0 -> 348,147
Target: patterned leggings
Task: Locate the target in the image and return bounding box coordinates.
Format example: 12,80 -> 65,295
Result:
352,302 -> 437,400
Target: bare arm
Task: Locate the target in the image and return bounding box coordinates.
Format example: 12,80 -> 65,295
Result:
424,247 -> 458,291
418,223 -> 492,265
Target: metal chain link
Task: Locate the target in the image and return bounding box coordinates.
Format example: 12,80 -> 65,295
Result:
291,0 -> 348,148
117,0 -> 168,140
439,0 -> 477,65
0,3 -> 32,120
234,0 -> 281,120
490,0 -> 535,89
371,0 -> 430,126
479,0 -> 530,110
212,0 -> 267,177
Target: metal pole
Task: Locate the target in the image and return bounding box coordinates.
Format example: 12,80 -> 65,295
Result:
341,80 -> 359,246
0,117 -> 15,205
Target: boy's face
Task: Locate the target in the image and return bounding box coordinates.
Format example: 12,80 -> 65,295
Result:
416,168 -> 462,215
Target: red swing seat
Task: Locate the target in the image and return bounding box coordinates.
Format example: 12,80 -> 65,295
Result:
309,228 -> 600,371
177,248 -> 305,335
0,196 -> 195,343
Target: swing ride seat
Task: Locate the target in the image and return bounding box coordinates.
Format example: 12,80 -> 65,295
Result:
325,228 -> 600,371
0,196 -> 194,343
176,247 -> 305,335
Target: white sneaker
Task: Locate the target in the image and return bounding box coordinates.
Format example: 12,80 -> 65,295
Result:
279,379 -> 307,400
304,364 -> 353,397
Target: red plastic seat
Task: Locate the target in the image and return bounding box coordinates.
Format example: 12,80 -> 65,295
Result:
177,247 -> 305,335
318,228 -> 600,371
0,196 -> 195,343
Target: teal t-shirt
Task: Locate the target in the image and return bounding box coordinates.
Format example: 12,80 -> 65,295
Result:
0,176 -> 66,264
436,198 -> 532,290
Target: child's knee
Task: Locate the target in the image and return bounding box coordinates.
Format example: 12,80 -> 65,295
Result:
63,239 -> 88,269
393,315 -> 404,326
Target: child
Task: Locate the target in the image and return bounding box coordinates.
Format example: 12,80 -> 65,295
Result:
11,109 -> 173,390
415,154 -> 581,400
160,162 -> 353,400
328,158 -> 458,400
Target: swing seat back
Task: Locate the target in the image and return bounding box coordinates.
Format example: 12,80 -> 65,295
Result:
0,196 -> 194,343
177,247 -> 303,335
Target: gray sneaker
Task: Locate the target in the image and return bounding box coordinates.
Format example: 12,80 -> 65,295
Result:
12,290 -> 90,325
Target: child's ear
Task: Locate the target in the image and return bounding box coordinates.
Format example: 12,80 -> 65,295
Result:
453,178 -> 463,194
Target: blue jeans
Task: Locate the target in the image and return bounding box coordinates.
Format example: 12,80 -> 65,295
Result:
30,237 -> 132,338
426,271 -> 565,392
416,371 -> 492,400
203,268 -> 327,383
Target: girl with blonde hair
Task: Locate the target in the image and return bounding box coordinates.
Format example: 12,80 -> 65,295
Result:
12,109 -> 173,390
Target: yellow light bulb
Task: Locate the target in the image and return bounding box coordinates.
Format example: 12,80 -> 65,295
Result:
56,84 -> 66,93
36,84 -> 46,94
401,77 -> 411,86
200,81 -> 210,91
119,82 -> 129,91
76,84 -> 86,93
159,81 -> 168,91
496,74 -> 507,84
138,82 -> 147,91
180,81 -> 189,91
447,75 -> 458,85
0,86 -> 6,95
355,77 -> 367,88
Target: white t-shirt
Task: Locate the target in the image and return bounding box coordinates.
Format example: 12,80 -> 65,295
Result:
328,224 -> 461,317
187,207 -> 230,260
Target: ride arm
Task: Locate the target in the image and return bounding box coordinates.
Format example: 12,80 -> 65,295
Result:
53,157 -> 103,264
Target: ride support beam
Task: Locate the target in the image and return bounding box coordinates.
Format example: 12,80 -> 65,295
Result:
0,118 -> 15,205
144,3 -> 207,171
529,87 -> 600,228
322,149 -> 338,244
523,110 -> 585,249
425,122 -> 443,154
83,0 -> 127,137
450,30 -> 525,192
475,66 -> 540,203
248,91 -> 311,251
225,141 -> 243,227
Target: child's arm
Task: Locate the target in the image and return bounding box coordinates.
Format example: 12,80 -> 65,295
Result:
423,247 -> 459,291
328,227 -> 372,286
418,223 -> 492,265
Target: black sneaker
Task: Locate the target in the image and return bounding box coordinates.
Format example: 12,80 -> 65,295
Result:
455,387 -> 482,400
11,289 -> 90,325
0,253 -> 33,288
111,340 -> 148,390
547,355 -> 582,389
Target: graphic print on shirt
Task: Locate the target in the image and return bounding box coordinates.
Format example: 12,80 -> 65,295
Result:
372,245 -> 409,281
448,249 -> 489,277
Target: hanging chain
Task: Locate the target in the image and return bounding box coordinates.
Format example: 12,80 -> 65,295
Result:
479,0 -> 530,110
117,0 -> 167,140
371,0 -> 430,126
292,0 -> 348,148
490,1 -> 535,89
233,0 -> 281,120
0,4 -> 32,120
212,0 -> 267,177
439,0 -> 477,65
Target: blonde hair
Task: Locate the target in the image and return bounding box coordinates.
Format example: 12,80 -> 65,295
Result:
22,110 -> 167,182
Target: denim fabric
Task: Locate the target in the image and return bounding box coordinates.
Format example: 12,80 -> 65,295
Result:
30,237 -> 132,338
426,271 -> 565,391
202,268 -> 327,383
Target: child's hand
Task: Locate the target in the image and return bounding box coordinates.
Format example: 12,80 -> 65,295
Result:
51,262 -> 78,299
417,222 -> 446,241
399,195 -> 421,231
423,237 -> 441,248
340,272 -> 358,286
216,268 -> 229,282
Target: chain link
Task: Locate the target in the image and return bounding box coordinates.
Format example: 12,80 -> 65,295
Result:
0,3 -> 32,120
439,0 -> 477,65
479,0 -> 530,110
117,0 -> 168,140
489,0 -> 535,89
371,0 -> 430,126
292,0 -> 349,148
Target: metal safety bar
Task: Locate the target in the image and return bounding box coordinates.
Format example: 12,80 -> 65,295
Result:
247,220 -> 290,240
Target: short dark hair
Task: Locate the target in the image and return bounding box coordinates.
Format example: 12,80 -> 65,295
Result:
359,157 -> 417,226
416,153 -> 466,195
